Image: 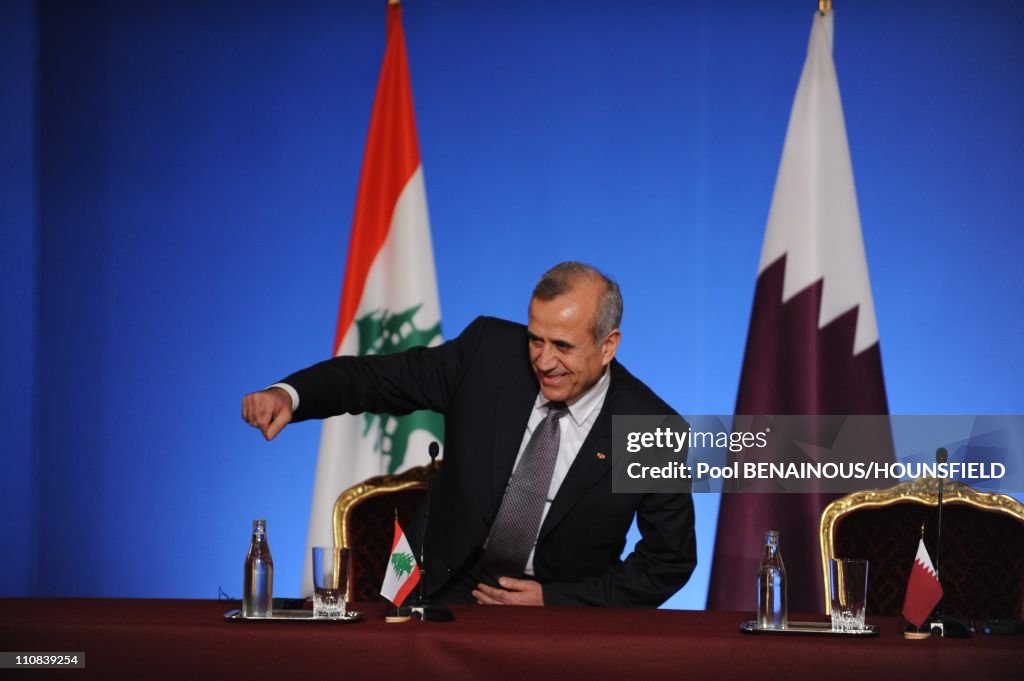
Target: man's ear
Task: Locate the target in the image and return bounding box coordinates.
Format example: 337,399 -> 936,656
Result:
601,329 -> 621,365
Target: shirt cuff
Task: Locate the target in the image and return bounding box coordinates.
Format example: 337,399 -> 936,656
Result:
268,382 -> 299,412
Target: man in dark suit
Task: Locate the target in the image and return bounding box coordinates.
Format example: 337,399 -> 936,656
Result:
242,262 -> 696,607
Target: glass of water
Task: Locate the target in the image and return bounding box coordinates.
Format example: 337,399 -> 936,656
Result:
829,558 -> 869,632
312,546 -> 351,619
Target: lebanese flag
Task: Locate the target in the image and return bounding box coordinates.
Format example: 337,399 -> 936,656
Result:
902,539 -> 943,628
301,2 -> 443,595
707,10 -> 893,613
381,519 -> 422,606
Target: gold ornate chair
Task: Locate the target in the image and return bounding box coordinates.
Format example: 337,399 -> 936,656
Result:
332,462 -> 440,603
820,478 -> 1024,620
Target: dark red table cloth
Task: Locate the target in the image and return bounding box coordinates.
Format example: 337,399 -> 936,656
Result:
1,599 -> 1019,680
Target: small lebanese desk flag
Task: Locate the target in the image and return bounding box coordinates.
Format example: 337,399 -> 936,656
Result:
381,519 -> 421,606
901,538 -> 944,628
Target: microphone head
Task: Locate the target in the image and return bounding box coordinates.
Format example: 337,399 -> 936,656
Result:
429,441 -> 440,460
936,447 -> 948,464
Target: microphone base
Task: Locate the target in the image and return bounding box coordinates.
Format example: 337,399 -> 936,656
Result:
927,615 -> 972,639
387,600 -> 455,623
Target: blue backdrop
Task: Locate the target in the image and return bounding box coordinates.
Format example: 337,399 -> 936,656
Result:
3,0 -> 1022,609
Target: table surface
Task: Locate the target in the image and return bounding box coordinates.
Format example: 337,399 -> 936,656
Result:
1,598 -> 1020,680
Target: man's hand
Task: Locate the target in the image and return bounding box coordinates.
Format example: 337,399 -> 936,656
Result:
472,577 -> 544,606
241,388 -> 294,441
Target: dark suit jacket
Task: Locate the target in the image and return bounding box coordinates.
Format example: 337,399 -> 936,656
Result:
284,316 -> 697,607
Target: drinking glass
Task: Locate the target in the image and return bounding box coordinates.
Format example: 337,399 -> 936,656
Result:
312,546 -> 351,619
829,558 -> 869,632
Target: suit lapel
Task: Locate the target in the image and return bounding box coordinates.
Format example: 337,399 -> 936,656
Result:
537,431 -> 612,543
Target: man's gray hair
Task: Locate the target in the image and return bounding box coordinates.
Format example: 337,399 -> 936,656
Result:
531,261 -> 623,344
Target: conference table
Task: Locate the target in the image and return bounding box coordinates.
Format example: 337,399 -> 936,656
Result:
1,599 -> 1019,679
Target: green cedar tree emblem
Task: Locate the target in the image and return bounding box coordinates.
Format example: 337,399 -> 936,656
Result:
391,551 -> 416,579
356,305 -> 445,473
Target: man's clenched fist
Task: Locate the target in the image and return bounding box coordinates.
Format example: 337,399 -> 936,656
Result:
241,388 -> 294,441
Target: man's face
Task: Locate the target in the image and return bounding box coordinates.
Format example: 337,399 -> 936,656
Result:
527,280 -> 621,405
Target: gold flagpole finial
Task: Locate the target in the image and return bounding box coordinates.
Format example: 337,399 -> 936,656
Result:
389,0 -> 400,6
819,0 -> 832,15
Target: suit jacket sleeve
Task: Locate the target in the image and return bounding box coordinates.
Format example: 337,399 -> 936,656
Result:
280,316 -> 489,421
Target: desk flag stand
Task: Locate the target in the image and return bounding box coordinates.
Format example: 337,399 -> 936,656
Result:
385,442 -> 454,623
903,449 -> 971,639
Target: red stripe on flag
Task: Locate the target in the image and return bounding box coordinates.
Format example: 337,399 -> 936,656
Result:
333,4 -> 422,356
390,518 -> 404,552
394,566 -> 420,607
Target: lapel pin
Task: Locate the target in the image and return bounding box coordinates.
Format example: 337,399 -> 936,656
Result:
596,452 -> 606,460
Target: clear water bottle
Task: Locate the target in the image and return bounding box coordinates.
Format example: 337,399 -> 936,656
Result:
757,529 -> 787,630
243,519 -> 274,617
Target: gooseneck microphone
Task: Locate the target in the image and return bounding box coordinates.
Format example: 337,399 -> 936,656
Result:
934,447 -> 947,588
416,442 -> 440,605
928,446 -> 970,638
387,440 -> 454,623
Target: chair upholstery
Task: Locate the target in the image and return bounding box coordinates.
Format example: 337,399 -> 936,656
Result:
820,478 -> 1024,620
332,462 -> 439,603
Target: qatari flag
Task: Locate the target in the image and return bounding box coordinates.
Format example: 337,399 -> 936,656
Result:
902,538 -> 943,629
707,10 -> 894,614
